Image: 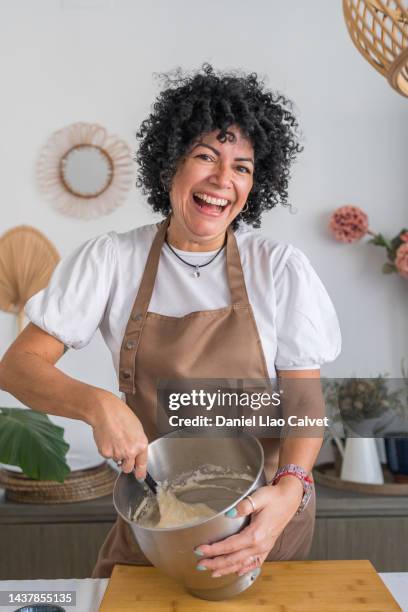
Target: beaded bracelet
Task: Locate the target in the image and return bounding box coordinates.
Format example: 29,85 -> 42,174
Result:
270,464 -> 314,515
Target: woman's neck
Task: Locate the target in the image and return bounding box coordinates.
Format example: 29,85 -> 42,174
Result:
166,219 -> 227,252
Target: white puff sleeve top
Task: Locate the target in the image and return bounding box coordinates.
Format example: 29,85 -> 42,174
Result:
25,224 -> 341,377
273,247 -> 341,370
25,234 -> 116,350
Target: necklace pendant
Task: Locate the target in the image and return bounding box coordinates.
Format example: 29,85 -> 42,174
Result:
193,267 -> 200,278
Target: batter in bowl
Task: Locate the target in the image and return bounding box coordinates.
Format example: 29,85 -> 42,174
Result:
132,465 -> 253,528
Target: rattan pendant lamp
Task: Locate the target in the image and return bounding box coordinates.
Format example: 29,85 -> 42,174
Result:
343,0 -> 408,97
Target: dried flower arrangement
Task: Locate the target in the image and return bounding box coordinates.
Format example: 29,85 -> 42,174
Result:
329,205 -> 408,279
324,376 -> 403,425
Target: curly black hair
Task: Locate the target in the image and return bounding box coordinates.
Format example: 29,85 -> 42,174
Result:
135,64 -> 303,229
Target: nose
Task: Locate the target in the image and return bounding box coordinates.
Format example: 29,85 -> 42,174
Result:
208,162 -> 233,190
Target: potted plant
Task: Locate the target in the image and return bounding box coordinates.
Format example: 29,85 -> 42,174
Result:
323,376 -> 406,484
0,407 -> 70,482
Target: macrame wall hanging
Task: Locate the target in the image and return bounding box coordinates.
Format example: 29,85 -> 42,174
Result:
37,122 -> 134,219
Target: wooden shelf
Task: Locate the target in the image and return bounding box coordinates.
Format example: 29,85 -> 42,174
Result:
2,483 -> 408,523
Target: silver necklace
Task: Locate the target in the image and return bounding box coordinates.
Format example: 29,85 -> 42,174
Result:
165,239 -> 225,278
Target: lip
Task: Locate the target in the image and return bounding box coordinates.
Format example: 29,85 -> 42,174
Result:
192,194 -> 231,217
193,190 -> 232,203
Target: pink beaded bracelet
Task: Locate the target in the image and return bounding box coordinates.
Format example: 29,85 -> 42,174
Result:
270,464 -> 314,515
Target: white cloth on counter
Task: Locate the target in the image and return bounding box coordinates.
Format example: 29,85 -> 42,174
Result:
25,222 -> 341,378
0,578 -> 108,612
379,573 -> 408,610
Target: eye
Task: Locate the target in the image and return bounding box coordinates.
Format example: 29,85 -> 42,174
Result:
236,165 -> 251,174
195,153 -> 214,162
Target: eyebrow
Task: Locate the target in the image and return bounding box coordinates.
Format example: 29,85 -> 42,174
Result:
191,142 -> 254,165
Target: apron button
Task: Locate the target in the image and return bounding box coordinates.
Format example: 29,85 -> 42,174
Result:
121,370 -> 131,379
125,340 -> 135,350
131,313 -> 143,321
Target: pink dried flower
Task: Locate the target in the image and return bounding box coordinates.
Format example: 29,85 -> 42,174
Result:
400,231 -> 408,243
395,243 -> 408,279
329,205 -> 369,243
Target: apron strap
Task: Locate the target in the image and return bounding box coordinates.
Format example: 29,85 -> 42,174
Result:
119,217 -> 170,393
226,224 -> 251,307
133,216 -> 170,315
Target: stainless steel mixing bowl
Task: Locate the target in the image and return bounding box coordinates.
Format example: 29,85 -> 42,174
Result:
113,432 -> 265,600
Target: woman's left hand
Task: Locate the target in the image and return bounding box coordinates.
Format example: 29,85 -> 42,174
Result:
194,477 -> 303,577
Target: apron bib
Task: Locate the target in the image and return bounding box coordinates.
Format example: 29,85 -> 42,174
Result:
92,217 -> 315,578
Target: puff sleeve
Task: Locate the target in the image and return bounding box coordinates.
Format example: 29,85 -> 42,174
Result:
25,233 -> 115,349
274,246 -> 341,370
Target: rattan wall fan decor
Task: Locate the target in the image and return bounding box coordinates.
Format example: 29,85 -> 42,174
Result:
0,226 -> 59,333
343,0 -> 408,97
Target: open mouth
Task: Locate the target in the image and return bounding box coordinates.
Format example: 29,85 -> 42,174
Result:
192,192 -> 231,215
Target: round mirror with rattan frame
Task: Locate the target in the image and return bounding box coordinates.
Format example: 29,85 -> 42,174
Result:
59,144 -> 114,199
37,122 -> 134,219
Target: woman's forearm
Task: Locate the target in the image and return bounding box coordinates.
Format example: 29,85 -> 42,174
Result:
0,351 -> 104,427
276,369 -> 325,472
0,324 -> 149,477
278,436 -> 323,473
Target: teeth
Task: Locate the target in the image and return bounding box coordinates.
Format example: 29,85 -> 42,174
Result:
194,193 -> 229,207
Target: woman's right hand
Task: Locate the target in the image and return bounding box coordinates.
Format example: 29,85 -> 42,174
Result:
89,390 -> 149,479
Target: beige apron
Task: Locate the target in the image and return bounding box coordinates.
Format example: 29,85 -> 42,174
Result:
92,217 -> 315,578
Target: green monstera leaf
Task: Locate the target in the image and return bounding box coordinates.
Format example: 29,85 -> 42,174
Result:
0,407 -> 70,482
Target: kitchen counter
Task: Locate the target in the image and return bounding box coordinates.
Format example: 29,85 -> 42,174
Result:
1,484 -> 408,608
0,573 -> 406,612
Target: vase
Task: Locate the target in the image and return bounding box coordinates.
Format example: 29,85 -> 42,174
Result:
340,437 -> 384,485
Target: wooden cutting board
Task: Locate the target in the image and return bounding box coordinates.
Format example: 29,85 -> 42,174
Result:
99,560 -> 401,611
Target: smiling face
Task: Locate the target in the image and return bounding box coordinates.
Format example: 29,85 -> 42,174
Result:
167,125 -> 254,251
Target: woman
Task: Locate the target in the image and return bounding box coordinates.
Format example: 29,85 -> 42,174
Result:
0,65 -> 340,579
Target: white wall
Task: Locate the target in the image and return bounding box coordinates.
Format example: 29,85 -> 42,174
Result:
0,0 -> 407,464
